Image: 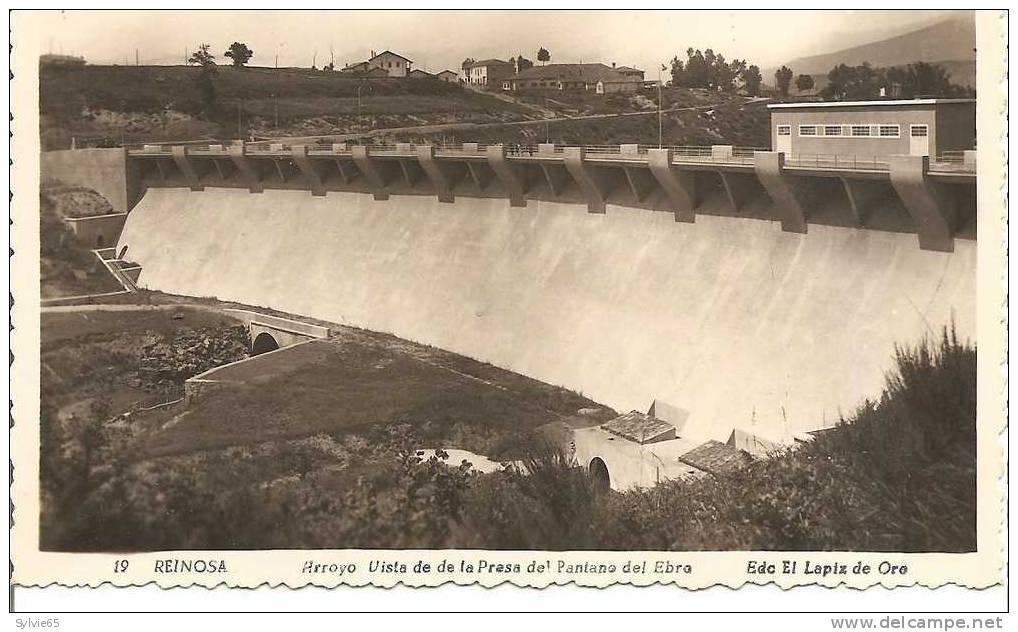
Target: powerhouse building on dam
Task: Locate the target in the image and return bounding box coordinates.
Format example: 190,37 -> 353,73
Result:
42,98 -> 979,489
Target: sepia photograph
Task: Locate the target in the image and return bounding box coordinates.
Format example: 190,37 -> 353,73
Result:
12,8 -> 1005,595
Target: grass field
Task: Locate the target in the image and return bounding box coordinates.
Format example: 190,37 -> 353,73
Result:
139,331 -> 613,459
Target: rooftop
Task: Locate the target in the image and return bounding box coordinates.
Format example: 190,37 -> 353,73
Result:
512,63 -> 639,84
368,50 -> 413,63
678,440 -> 754,476
465,58 -> 511,68
601,411 -> 675,445
768,98 -> 976,109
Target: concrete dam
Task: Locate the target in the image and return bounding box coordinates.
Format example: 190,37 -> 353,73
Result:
48,143 -> 977,442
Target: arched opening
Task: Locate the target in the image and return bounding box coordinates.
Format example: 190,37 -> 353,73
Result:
251,332 -> 280,356
589,457 -> 611,492
96,235 -> 105,248
118,245 -> 129,260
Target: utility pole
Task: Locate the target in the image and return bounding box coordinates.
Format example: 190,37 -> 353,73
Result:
135,49 -> 139,66
658,64 -> 665,149
273,93 -> 278,129
237,100 -> 243,139
275,53 -> 278,68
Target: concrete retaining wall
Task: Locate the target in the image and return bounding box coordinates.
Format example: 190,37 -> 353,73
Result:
118,187 -> 977,441
63,212 -> 128,248
41,148 -> 142,214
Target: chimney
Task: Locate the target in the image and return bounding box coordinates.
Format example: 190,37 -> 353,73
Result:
612,62 -> 616,68
371,50 -> 376,58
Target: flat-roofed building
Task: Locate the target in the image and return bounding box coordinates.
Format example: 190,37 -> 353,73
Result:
767,99 -> 975,158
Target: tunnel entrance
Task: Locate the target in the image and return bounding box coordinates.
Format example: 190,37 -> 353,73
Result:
251,332 -> 280,355
589,457 -> 611,492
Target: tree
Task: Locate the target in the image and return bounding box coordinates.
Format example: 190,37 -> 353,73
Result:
187,44 -> 218,115
774,65 -> 793,96
742,65 -> 763,96
794,74 -> 815,92
795,74 -> 815,93
187,43 -> 216,68
537,47 -> 550,65
669,55 -> 685,87
683,48 -> 709,88
821,63 -> 882,100
514,55 -> 533,72
224,42 -> 254,68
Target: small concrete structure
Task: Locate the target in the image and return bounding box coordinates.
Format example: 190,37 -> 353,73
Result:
222,309 -> 330,355
63,212 -> 128,248
727,427 -> 782,458
573,415 -> 701,491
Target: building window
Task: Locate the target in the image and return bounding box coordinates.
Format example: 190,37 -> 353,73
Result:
823,125 -> 843,137
799,125 -> 817,136
850,125 -> 871,137
777,125 -> 791,136
910,124 -> 929,137
879,125 -> 900,137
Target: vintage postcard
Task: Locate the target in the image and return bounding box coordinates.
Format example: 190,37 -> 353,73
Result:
10,9 -> 1007,592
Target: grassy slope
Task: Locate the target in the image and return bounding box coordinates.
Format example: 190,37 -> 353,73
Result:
138,331 -> 612,459
41,64 -> 769,149
40,65 -> 536,148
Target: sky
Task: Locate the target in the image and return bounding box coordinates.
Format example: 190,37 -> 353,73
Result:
28,10 -> 961,75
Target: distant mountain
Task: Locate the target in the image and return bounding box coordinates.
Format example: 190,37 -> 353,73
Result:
780,12 -> 976,89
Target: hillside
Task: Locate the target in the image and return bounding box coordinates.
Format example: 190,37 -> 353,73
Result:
40,64 -> 541,150
782,12 -> 976,89
40,64 -> 768,150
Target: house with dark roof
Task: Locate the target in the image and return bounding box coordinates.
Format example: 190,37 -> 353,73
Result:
436,70 -> 459,83
340,61 -> 390,78
502,63 -> 643,94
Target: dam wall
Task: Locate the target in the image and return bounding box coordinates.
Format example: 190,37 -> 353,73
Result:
117,186 -> 976,441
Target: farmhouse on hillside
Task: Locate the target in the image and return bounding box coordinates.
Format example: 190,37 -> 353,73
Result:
342,50 -> 413,77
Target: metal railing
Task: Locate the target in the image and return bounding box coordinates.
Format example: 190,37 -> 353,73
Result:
929,151 -> 976,173
122,142 -> 974,177
783,154 -> 890,171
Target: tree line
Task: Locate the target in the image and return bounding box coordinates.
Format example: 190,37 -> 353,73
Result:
669,47 -> 971,100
